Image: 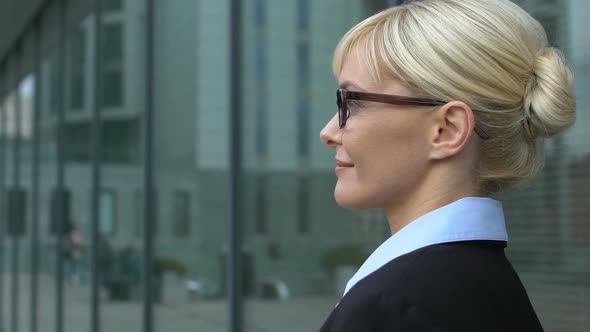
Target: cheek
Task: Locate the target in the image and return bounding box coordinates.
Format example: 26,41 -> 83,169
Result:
336,124 -> 429,207
358,124 -> 428,176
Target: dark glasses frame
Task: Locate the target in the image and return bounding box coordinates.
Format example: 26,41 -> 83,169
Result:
336,89 -> 491,140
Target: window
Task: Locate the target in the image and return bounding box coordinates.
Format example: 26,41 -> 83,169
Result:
297,176 -> 310,234
296,0 -> 310,158
64,123 -> 90,162
135,189 -> 158,237
101,22 -> 124,108
68,25 -> 85,111
102,0 -> 122,13
99,189 -> 117,235
49,52 -> 59,114
102,70 -> 123,107
535,12 -> 559,46
40,51 -> 59,115
254,0 -> 267,157
134,190 -> 143,236
296,0 -> 309,30
63,119 -> 139,163
255,175 -> 268,234
364,0 -> 392,16
172,190 -> 191,237
102,119 -> 140,164
102,23 -> 122,63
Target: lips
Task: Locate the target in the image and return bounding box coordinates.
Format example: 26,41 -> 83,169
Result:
335,158 -> 354,167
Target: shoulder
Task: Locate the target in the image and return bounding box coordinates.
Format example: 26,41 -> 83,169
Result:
358,241 -> 510,296
327,241 -> 543,332
392,240 -> 512,284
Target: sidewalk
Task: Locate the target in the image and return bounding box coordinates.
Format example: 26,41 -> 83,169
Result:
2,272 -> 588,332
1,273 -> 337,332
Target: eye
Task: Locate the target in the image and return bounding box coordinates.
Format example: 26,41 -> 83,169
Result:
347,99 -> 364,110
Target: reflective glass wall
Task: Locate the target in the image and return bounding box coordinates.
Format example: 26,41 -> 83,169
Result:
151,0 -> 230,330
499,1 -> 590,330
0,0 -> 588,332
239,1 -> 391,330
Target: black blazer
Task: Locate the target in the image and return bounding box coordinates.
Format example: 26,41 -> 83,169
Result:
318,241 -> 543,332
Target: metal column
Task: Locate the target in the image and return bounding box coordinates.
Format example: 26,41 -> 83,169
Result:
11,45 -> 22,332
90,0 -> 103,331
55,1 -> 67,331
143,0 -> 155,331
229,0 -> 243,331
30,19 -> 42,332
0,64 -> 6,332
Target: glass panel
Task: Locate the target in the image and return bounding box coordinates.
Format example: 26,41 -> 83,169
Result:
62,2 -> 93,331
0,93 -> 5,332
1,0 -> 585,331
2,52 -> 37,332
18,66 -> 36,332
152,0 -> 228,330
1,71 -> 19,332
504,2 -> 590,331
2,30 -> 38,332
100,0 -> 143,330
34,4 -> 60,331
241,1 -> 379,331
240,1 -> 589,332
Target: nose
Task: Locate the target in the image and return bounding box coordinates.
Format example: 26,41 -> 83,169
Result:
320,113 -> 341,148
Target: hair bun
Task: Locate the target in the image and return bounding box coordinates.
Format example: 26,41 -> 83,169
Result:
522,47 -> 576,139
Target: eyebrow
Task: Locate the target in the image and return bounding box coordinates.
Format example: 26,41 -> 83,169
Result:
338,80 -> 367,92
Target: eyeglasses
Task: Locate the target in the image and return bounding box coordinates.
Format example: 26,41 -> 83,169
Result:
336,89 -> 491,140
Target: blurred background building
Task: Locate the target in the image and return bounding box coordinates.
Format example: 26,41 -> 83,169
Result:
0,0 -> 588,331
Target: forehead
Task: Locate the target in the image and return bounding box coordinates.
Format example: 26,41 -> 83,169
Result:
338,46 -> 378,91
338,46 -> 409,95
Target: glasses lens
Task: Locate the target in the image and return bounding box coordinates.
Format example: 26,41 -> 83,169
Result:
337,90 -> 347,128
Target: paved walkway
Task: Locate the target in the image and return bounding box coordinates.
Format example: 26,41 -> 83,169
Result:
1,273 -> 588,332
1,273 -> 337,332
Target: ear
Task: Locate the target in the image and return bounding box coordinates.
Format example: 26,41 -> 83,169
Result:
428,101 -> 475,160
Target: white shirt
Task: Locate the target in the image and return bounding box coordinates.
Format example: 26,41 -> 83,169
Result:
343,197 -> 508,297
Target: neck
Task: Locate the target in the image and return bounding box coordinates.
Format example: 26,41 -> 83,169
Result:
384,165 -> 484,235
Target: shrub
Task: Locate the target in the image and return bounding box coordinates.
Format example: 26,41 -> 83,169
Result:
319,243 -> 369,274
153,257 -> 188,276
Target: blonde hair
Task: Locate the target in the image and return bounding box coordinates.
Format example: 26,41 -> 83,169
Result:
333,0 -> 576,194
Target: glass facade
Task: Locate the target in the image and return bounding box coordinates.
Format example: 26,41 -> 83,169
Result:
0,0 -> 588,332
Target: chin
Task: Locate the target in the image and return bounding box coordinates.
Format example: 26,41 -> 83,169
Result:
334,187 -> 377,210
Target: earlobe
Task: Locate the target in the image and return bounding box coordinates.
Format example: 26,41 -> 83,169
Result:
429,102 -> 474,160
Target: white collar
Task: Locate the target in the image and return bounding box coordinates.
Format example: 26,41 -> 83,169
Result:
343,197 -> 508,297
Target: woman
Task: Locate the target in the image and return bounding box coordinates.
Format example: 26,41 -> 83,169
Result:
319,0 -> 575,331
